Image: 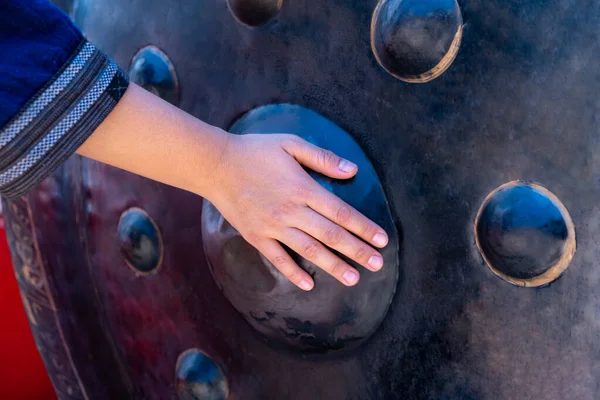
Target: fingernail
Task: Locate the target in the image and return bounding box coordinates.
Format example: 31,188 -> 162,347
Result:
372,232 -> 388,247
368,255 -> 383,270
299,280 -> 313,291
343,270 -> 358,285
338,159 -> 357,173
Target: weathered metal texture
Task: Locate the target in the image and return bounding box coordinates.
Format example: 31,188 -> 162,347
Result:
4,0 -> 600,398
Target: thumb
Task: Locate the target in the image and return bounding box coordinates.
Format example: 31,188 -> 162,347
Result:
283,137 -> 358,179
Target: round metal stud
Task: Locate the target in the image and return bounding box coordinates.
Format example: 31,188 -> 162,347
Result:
129,45 -> 180,106
176,349 -> 229,400
371,0 -> 463,83
117,207 -> 163,275
201,104 -> 399,353
475,181 -> 576,287
227,0 -> 283,27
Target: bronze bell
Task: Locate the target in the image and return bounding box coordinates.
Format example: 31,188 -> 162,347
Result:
4,0 -> 598,398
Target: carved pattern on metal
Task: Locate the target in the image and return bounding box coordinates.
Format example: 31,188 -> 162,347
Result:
3,197 -> 89,399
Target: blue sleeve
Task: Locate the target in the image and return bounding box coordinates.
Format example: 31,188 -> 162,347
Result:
0,0 -> 129,198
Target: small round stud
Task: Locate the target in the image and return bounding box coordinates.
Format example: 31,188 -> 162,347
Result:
117,208 -> 163,275
475,181 -> 576,287
129,45 -> 180,106
227,0 -> 283,28
176,349 -> 229,400
371,0 -> 463,83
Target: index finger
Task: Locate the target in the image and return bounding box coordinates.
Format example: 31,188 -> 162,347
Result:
306,186 -> 389,248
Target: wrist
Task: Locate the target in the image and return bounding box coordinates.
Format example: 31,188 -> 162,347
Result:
77,83 -> 235,201
189,125 -> 233,201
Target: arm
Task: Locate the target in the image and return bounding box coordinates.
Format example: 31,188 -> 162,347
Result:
1,0 -> 389,290
0,0 -> 128,198
77,84 -> 389,290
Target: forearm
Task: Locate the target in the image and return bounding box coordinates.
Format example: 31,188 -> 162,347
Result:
76,83 -> 230,199
1,0 -> 228,201
0,0 -> 390,291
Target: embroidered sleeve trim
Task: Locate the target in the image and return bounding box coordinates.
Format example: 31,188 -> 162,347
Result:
0,40 -> 130,199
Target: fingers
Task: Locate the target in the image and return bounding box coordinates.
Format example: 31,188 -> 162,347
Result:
256,239 -> 315,291
282,136 -> 358,179
307,186 -> 389,249
294,210 -> 384,272
280,136 -> 389,248
281,228 -> 361,286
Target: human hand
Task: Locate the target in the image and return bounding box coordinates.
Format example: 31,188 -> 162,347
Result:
206,133 -> 389,291
76,85 -> 388,286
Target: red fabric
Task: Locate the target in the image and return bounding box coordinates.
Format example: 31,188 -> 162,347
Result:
0,213 -> 56,399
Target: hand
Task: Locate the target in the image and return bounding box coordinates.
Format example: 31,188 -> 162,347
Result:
76,85 -> 388,291
206,133 -> 389,291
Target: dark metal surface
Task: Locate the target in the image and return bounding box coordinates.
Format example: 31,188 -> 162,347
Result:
7,0 -> 600,398
202,104 -> 399,353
